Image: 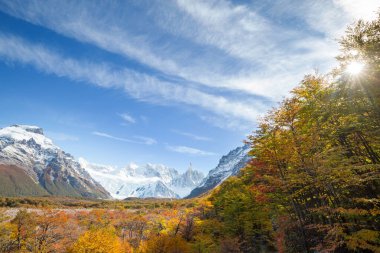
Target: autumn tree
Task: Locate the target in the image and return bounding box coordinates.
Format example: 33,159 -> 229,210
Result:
32,210 -> 68,253
11,209 -> 34,251
201,12 -> 380,253
69,227 -> 124,253
144,234 -> 190,253
115,214 -> 148,248
244,13 -> 380,252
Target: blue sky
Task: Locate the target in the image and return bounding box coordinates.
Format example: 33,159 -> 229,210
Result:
0,0 -> 378,173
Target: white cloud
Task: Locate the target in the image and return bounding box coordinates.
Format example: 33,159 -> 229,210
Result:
92,131 -> 133,142
1,0 -> 377,127
172,129 -> 211,141
0,0 -> 363,100
172,0 -> 272,61
92,131 -> 156,145
0,33 -> 262,127
166,145 -> 216,156
134,136 -> 157,145
152,0 -> 379,98
0,1 -> 215,91
119,113 -> 136,124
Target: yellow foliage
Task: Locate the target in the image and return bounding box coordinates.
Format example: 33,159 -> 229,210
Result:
122,241 -> 134,253
346,229 -> 380,252
0,222 -> 17,250
69,227 -> 123,253
144,235 -> 190,253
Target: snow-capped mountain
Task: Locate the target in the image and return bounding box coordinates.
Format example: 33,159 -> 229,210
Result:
80,159 -> 204,199
171,164 -> 205,197
130,181 -> 179,199
0,125 -> 110,198
187,144 -> 251,198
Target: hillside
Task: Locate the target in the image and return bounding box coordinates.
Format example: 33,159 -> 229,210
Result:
0,164 -> 48,197
187,144 -> 250,198
0,125 -> 110,198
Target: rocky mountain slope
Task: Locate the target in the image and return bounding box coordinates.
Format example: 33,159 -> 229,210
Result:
80,159 -> 204,199
187,144 -> 251,198
0,125 -> 110,198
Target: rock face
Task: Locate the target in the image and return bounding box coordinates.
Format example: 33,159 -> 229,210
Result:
187,144 -> 251,198
0,125 -> 111,198
80,159 -> 205,199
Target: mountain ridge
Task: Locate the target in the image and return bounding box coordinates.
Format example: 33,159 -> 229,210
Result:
0,125 -> 110,198
187,144 -> 251,198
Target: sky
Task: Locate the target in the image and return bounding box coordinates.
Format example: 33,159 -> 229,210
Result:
0,0 -> 379,173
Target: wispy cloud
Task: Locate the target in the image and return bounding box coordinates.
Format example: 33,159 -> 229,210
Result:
92,131 -> 133,142
134,136 -> 157,145
172,129 -> 211,141
0,0 -> 378,130
0,33 -> 263,129
119,113 -> 136,124
92,131 -> 156,145
166,145 -> 216,156
0,0 -> 357,100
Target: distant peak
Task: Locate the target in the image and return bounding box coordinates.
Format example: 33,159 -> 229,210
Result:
188,162 -> 193,172
11,125 -> 44,135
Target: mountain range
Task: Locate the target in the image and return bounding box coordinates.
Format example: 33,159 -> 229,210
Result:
79,159 -> 204,199
0,125 -> 251,199
0,125 -> 110,198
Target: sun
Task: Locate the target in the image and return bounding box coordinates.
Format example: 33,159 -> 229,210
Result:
346,61 -> 365,75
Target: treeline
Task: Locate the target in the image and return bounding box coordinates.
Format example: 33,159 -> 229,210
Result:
204,14 -> 380,252
0,196 -> 194,210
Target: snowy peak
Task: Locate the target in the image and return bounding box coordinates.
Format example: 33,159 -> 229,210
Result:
209,144 -> 250,177
81,160 -> 205,199
124,163 -> 179,184
0,124 -> 55,151
0,125 -> 111,199
172,163 -> 204,188
187,144 -> 251,198
13,125 -> 44,135
130,181 -> 179,199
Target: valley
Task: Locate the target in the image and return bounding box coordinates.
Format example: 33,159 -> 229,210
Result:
0,125 -> 249,200
0,2 -> 379,253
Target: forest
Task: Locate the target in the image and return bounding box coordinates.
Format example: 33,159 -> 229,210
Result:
0,12 -> 379,253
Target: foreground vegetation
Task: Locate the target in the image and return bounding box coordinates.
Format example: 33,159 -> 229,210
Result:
0,197 -> 211,253
0,12 -> 379,253
207,14 -> 380,252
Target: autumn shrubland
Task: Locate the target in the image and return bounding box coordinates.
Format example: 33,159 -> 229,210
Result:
0,12 -> 379,253
0,197 -> 218,253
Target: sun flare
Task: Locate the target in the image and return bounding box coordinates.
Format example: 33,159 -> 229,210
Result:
346,61 -> 365,75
